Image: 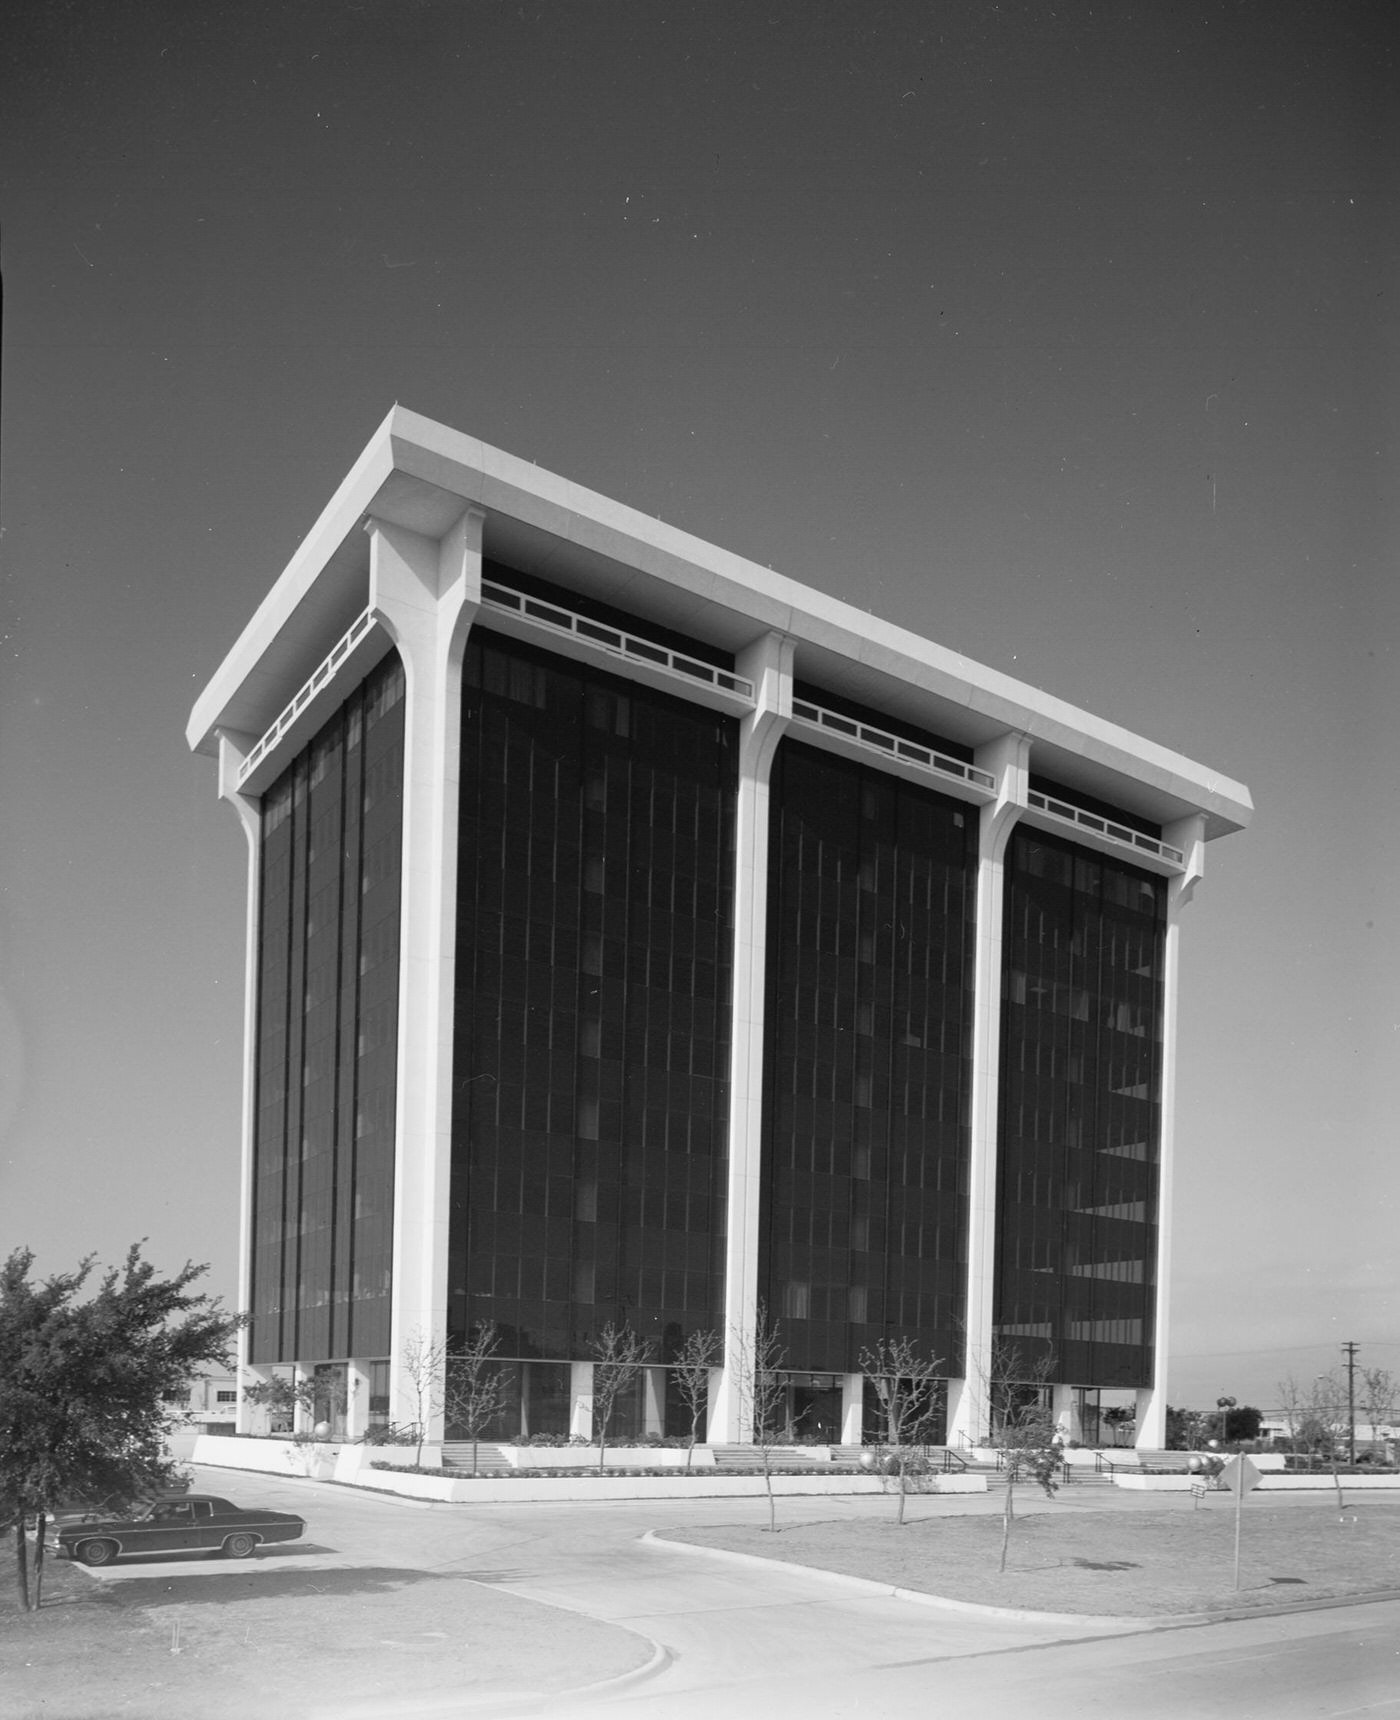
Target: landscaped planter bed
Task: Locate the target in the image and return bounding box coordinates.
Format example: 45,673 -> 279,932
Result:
350,1468 -> 984,1503
187,1434 -> 987,1501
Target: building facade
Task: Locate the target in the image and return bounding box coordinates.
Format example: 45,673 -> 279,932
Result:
187,408 -> 1251,1450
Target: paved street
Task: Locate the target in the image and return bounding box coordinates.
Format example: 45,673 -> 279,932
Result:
78,1468 -> 1400,1719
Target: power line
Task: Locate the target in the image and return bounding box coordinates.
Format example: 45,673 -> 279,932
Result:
1174,1339 -> 1400,1361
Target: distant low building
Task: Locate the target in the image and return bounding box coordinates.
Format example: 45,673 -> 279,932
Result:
1258,1411 -> 1398,1454
165,1373 -> 239,1434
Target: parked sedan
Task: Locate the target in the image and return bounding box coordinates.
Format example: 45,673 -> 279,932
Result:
49,1495 -> 305,1565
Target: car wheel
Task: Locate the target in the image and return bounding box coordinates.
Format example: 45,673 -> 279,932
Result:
222,1532 -> 258,1559
77,1539 -> 118,1567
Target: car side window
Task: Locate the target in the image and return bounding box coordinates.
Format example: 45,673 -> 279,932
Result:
192,1501 -> 212,1520
153,1502 -> 194,1522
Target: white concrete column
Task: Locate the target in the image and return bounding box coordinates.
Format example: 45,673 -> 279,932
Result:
643,1365 -> 666,1438
240,1362 -> 275,1438
840,1373 -> 864,1445
366,507 -> 483,1442
1136,813 -> 1206,1450
292,1362 -> 315,1436
946,731 -> 1030,1448
705,1368 -> 721,1446
570,1362 -> 595,1440
344,1359 -> 372,1442
215,732 -> 265,1437
710,632 -> 794,1442
1052,1383 -> 1081,1443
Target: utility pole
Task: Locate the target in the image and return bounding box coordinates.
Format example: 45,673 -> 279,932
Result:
1343,1341 -> 1359,1465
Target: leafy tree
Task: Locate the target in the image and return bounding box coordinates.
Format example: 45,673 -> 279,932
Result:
242,1372 -> 316,1435
858,1336 -> 944,1524
0,1245 -> 242,1610
1101,1404 -> 1136,1446
1222,1404 -> 1263,1443
673,1328 -> 720,1468
243,1372 -> 310,1420
1207,1398 -> 1262,1444
445,1322 -> 508,1476
1165,1404 -> 1211,1450
589,1323 -> 653,1472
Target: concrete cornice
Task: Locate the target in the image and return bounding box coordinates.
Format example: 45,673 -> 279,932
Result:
188,406 -> 1253,842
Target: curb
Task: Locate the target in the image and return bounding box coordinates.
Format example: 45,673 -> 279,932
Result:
644,1532 -> 1400,1634
641,1530 -> 1153,1631
356,1640 -> 674,1717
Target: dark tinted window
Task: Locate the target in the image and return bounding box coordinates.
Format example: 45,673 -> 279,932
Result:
994,828 -> 1166,1388
760,741 -> 977,1373
249,654 -> 404,1363
448,631 -> 736,1366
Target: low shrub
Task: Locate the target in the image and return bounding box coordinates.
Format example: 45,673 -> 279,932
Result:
369,1461 -> 868,1479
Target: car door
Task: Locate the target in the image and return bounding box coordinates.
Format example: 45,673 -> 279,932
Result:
189,1499 -> 220,1549
139,1500 -> 200,1553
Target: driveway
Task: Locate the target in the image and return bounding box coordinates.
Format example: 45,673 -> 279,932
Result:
70,1467 -> 1400,1719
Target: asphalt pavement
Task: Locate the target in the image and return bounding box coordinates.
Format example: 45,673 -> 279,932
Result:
75,1465 -> 1400,1720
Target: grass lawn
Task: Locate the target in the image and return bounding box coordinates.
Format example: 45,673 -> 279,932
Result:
666,1496 -> 1400,1618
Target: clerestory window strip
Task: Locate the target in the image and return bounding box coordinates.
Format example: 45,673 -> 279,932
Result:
481,580 -> 754,701
790,697 -> 996,794
239,608 -> 377,787
1026,790 -> 1184,866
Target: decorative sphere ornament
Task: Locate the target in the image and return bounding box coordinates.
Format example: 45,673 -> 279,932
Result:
858,1451 -> 878,1472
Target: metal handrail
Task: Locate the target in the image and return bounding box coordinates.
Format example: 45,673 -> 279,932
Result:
481,580 -> 755,700
1026,789 -> 1185,866
791,698 -> 996,793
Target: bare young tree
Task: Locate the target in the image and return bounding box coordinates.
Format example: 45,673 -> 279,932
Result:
858,1336 -> 945,1525
674,1328 -> 720,1468
733,1303 -> 787,1533
1309,1370 -> 1352,1517
1358,1368 -> 1397,1460
401,1329 -> 448,1467
589,1323 -> 653,1472
996,1388 -> 1061,1573
1275,1374 -> 1311,1455
974,1337 -> 1061,1573
987,1337 -> 1057,1444
445,1322 -> 507,1477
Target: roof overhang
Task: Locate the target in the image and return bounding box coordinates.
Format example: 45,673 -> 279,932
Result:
188,405 -> 1253,841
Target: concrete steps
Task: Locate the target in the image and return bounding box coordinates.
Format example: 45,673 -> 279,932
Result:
440,1442 -> 513,1474
709,1445 -> 832,1471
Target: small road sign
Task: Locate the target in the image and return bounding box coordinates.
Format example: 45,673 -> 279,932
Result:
1219,1455 -> 1263,1496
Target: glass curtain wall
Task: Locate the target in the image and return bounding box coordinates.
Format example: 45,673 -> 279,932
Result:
448,631 -> 737,1384
248,654 -> 405,1363
994,827 -> 1167,1389
761,741 -> 977,1375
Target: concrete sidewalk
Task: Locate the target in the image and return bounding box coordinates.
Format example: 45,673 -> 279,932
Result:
178,1466 -> 1149,1716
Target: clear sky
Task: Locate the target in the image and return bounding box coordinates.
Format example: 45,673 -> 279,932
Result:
2,0 -> 1395,1413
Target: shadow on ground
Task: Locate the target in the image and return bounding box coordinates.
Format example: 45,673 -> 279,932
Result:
102,1564 -> 491,1610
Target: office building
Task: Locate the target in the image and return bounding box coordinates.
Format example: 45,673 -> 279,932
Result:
187,408 -> 1252,1450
